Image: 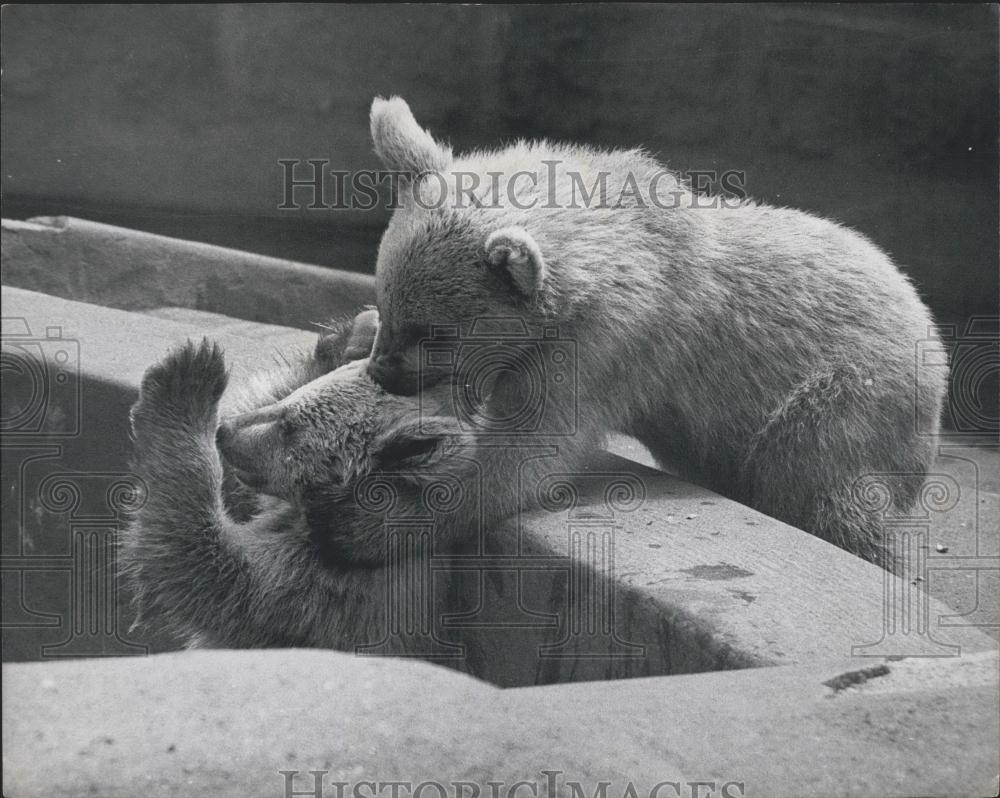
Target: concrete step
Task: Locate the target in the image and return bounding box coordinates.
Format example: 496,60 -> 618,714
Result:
3,648 -> 997,797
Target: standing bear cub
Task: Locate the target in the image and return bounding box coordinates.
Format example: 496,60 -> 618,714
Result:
365,96 -> 947,564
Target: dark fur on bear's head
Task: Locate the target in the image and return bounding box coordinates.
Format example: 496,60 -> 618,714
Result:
123,323 -> 486,649
216,357 -> 473,566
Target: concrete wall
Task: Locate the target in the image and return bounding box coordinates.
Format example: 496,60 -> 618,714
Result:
3,4 -> 997,331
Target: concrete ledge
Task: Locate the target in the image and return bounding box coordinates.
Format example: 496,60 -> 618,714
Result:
3,648 -> 997,797
4,287 -> 994,678
2,286 -> 319,394
1,216 -> 375,329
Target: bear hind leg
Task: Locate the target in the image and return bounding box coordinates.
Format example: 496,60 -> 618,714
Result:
740,365 -> 928,566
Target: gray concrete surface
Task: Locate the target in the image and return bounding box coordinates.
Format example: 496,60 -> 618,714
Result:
3,648 -> 997,797
609,436 -> 1000,642
1,286 -> 318,393
1,216 -> 375,330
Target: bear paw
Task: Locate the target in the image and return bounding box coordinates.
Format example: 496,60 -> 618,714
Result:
316,307 -> 380,370
131,339 -> 229,437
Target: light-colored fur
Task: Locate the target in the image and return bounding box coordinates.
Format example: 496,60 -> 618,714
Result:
366,96 -> 947,563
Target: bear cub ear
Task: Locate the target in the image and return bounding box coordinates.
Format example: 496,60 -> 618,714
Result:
370,96 -> 452,178
485,227 -> 546,296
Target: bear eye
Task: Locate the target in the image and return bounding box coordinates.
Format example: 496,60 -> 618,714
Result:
279,416 -> 297,438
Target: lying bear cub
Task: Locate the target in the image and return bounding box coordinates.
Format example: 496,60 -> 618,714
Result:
122,314 -> 478,650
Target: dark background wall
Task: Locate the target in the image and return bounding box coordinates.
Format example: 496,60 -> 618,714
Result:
3,4 -> 997,334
